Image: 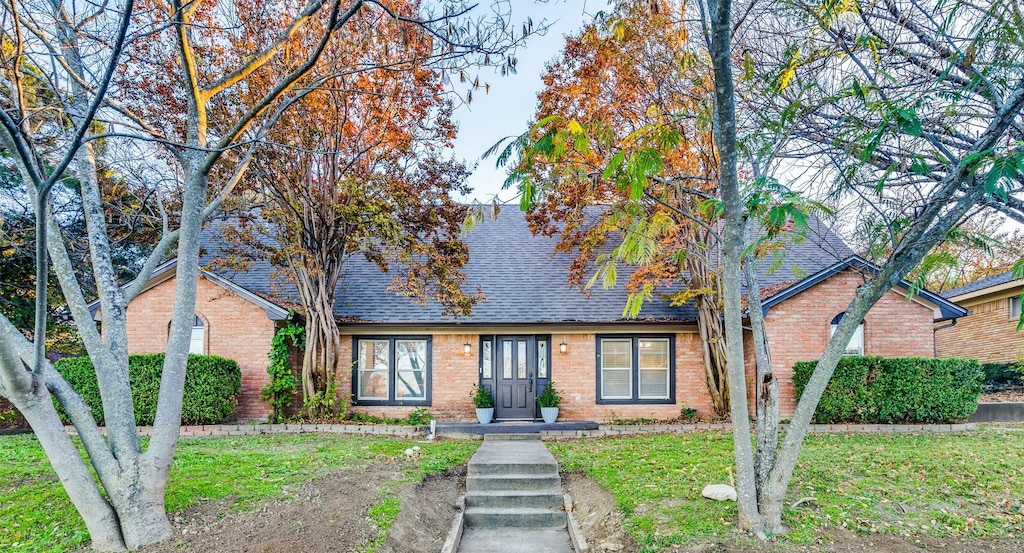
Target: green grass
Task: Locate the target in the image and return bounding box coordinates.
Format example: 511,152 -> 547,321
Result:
0,433 -> 477,553
549,429 -> 1024,552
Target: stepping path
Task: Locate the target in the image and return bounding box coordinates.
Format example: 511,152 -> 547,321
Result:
457,433 -> 574,553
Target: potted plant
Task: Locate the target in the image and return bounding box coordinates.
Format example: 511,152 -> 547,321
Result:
536,381 -> 562,424
470,384 -> 494,424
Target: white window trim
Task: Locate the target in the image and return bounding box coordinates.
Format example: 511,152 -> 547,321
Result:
637,338 -> 671,400
830,316 -> 865,356
600,339 -> 633,400
354,336 -> 431,405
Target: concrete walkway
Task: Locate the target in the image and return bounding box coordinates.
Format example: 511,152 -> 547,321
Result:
457,434 -> 573,553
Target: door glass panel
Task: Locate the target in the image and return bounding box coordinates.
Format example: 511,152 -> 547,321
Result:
395,340 -> 426,400
537,341 -> 547,379
482,340 -> 492,379
502,340 -> 512,379
517,341 -> 527,379
358,339 -> 390,400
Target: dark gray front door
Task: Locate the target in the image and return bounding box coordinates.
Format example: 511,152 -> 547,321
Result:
495,336 -> 535,420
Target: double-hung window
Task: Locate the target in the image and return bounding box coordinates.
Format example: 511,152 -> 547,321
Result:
596,335 -> 674,404
353,336 -> 431,405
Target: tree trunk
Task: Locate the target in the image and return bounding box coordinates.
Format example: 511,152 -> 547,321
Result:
301,283 -> 341,405
707,0 -> 765,533
1,369 -> 126,551
691,258 -> 729,418
743,225 -> 780,515
293,256 -> 344,409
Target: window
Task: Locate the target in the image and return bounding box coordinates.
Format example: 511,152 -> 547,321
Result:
188,315 -> 205,354
830,313 -> 864,356
596,335 -> 675,404
481,339 -> 493,379
353,337 -> 431,405
1011,296 -> 1022,319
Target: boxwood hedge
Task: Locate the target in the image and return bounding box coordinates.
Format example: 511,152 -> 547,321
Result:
54,353 -> 241,426
792,356 -> 983,424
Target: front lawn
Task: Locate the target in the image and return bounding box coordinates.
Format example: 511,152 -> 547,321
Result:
0,433 -> 477,553
548,429 -> 1024,551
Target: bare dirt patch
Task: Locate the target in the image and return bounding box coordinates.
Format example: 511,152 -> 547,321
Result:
137,463 -> 399,553
379,466 -> 464,553
135,462 -> 464,553
564,472 -> 1024,553
563,471 -> 640,553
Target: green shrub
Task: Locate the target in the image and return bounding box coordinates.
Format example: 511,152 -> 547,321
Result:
981,362 -> 1021,390
54,353 -> 241,426
792,356 -> 983,424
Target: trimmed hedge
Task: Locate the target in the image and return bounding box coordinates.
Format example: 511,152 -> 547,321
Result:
792,356 -> 983,424
980,362 -> 1021,390
54,353 -> 241,426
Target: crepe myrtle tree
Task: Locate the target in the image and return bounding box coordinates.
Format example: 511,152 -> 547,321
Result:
0,0 -> 529,550
698,0 -> 1024,537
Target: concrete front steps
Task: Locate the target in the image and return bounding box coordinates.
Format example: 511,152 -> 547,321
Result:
457,433 -> 574,553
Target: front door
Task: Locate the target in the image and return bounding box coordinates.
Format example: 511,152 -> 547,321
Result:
494,336 -> 535,420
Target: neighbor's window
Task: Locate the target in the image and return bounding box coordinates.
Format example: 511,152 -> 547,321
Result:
354,337 -> 430,405
596,335 -> 675,404
1011,296 -> 1022,320
188,315 -> 205,354
830,313 -> 864,356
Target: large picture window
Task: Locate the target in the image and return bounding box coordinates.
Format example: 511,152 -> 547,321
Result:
354,337 -> 431,405
596,335 -> 675,404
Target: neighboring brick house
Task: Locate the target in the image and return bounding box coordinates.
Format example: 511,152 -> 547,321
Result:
116,210 -> 966,422
935,271 -> 1024,363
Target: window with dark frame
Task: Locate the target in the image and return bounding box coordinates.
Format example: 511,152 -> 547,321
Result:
596,335 -> 675,404
830,312 -> 864,356
353,336 -> 431,406
1010,296 -> 1022,320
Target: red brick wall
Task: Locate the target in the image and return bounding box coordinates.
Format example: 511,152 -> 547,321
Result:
343,333 -> 479,422
125,275 -> 276,421
759,270 -> 937,416
935,290 -> 1024,363
345,331 -> 712,423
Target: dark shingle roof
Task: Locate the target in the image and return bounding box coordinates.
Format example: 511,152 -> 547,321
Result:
197,209 -> 862,325
943,270 -> 1020,299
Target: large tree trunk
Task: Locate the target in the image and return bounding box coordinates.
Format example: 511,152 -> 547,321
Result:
691,263 -> 729,418
706,0 -> 765,534
298,268 -> 342,405
744,245 -> 780,523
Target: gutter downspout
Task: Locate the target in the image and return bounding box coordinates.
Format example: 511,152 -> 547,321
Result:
932,318 -> 958,357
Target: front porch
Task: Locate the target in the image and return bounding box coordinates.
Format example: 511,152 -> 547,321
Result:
434,420 -> 599,436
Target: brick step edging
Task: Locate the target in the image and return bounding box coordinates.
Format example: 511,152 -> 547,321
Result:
538,422 -> 980,438
63,423 -> 426,439
59,421 -> 981,440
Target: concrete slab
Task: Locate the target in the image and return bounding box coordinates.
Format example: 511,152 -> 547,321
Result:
436,421 -> 599,435
468,439 -> 558,467
457,527 -> 573,553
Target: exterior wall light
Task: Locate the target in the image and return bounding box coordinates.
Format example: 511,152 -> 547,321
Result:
559,341 -> 568,354
464,343 -> 472,356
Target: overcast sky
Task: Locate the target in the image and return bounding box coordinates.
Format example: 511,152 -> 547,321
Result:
447,1 -> 596,203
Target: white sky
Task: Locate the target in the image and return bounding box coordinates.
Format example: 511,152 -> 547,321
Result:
447,1 -> 596,203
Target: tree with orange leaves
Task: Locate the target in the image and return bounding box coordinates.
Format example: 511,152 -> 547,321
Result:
496,0 -> 733,416
222,4 -> 484,415
0,0 -> 526,549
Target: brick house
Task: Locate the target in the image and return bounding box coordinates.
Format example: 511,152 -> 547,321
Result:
115,210 -> 965,422
935,271 -> 1024,364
